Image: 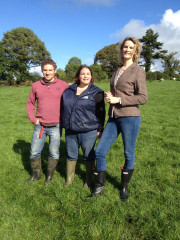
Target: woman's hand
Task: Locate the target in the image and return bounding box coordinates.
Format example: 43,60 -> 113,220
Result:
97,131 -> 102,139
105,91 -> 120,104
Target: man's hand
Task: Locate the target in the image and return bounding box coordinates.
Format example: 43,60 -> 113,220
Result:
35,119 -> 39,125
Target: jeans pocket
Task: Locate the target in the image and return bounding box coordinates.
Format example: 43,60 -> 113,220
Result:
34,123 -> 41,132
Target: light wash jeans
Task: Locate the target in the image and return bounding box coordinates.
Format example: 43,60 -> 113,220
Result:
65,129 -> 97,161
30,123 -> 61,159
95,117 -> 141,171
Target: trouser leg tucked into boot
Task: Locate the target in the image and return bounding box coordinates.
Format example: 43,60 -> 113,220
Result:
64,159 -> 77,187
83,160 -> 95,189
45,158 -> 58,184
120,168 -> 134,201
25,158 -> 41,182
87,170 -> 106,198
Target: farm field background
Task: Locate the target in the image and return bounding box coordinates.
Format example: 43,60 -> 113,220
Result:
0,80 -> 179,240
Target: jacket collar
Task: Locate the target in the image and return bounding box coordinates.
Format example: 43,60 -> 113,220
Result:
114,62 -> 137,87
69,82 -> 94,92
40,76 -> 58,85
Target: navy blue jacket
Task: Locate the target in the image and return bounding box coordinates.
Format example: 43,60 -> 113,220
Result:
62,83 -> 104,132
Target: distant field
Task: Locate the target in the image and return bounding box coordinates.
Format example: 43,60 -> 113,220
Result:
0,80 -> 179,240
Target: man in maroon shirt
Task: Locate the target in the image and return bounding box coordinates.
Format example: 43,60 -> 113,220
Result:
26,58 -> 68,184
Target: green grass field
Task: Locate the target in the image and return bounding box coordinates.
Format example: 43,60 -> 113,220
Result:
0,80 -> 179,240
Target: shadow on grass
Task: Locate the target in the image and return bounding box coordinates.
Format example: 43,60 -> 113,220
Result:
106,172 -> 121,190
12,139 -> 87,184
13,139 -> 49,175
12,139 -> 120,189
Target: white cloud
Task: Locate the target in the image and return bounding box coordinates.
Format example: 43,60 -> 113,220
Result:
110,19 -> 147,39
161,9 -> 180,28
29,66 -> 43,76
151,9 -> 180,55
110,9 -> 180,70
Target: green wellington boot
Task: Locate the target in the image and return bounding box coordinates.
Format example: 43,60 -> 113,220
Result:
25,157 -> 41,182
64,159 -> 77,187
45,158 -> 58,184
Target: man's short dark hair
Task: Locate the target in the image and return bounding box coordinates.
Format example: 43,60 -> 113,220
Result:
41,58 -> 57,71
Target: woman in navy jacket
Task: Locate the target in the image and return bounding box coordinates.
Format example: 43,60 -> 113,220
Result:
62,65 -> 105,189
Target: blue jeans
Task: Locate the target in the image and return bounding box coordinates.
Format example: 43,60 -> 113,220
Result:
30,123 -> 61,159
65,129 -> 97,161
96,117 -> 141,171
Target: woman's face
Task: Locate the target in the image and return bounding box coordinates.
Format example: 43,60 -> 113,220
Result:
122,40 -> 135,61
79,68 -> 92,86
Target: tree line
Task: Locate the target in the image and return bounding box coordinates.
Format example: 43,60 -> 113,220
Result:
0,27 -> 180,85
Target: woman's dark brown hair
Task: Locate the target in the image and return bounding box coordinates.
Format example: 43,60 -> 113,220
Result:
74,65 -> 95,84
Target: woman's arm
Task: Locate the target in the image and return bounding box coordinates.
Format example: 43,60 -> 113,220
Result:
94,92 -> 106,137
121,67 -> 148,106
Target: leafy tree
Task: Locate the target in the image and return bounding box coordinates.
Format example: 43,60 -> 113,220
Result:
0,44 -> 24,84
90,64 -> 108,81
29,72 -> 42,83
139,28 -> 167,72
56,68 -> 67,82
1,27 -> 50,82
161,52 -> 180,78
94,43 -> 122,78
155,71 -> 169,80
67,57 -> 81,65
8,58 -> 28,84
0,44 -> 9,80
65,57 -> 81,81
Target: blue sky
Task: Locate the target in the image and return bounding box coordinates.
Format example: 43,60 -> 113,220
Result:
0,0 -> 180,73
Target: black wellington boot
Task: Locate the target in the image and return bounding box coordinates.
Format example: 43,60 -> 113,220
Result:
87,170 -> 106,198
25,158 -> 41,182
45,158 -> 58,184
120,168 -> 134,201
83,160 -> 95,190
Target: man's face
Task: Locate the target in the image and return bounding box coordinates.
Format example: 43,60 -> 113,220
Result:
42,64 -> 56,81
